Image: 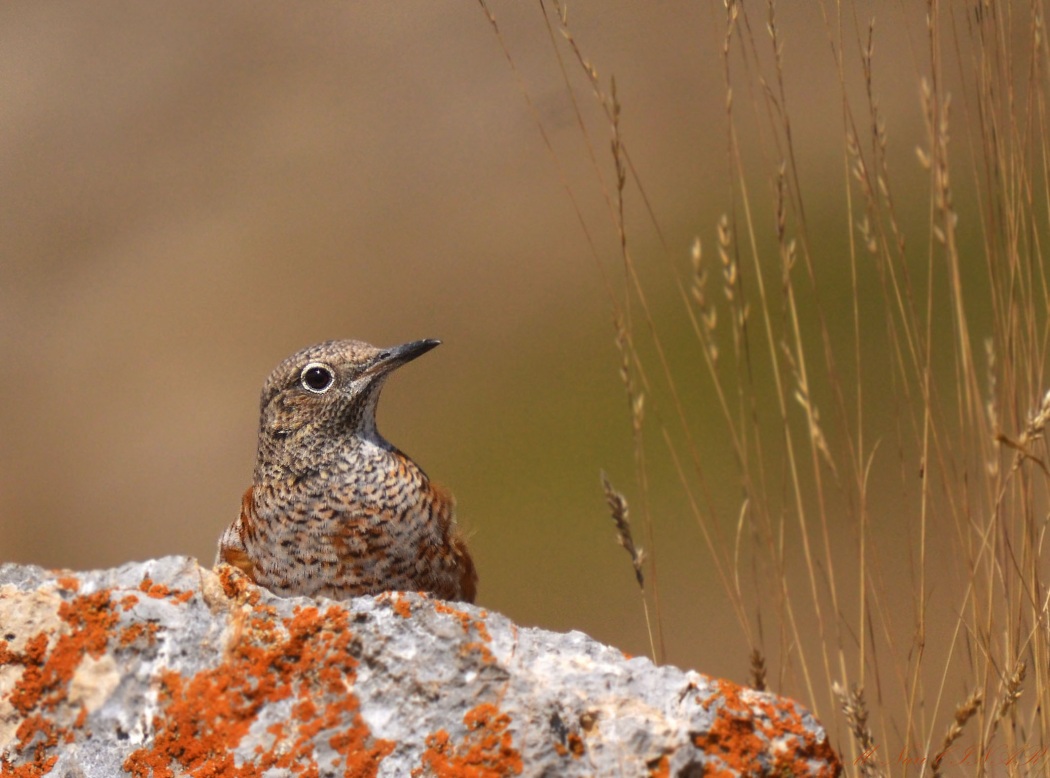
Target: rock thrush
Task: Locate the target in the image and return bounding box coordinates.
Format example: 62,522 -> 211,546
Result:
216,339 -> 477,602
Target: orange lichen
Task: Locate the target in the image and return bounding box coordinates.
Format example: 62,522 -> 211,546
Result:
218,564 -> 262,606
1,589 -> 127,773
118,620 -> 160,648
377,592 -> 409,617
2,752 -> 57,778
695,679 -> 841,777
12,715 -> 62,768
138,577 -> 194,603
473,612 -> 491,643
6,761 -> 58,778
567,732 -> 584,758
123,604 -> 394,778
415,702 -> 522,777
549,710 -> 586,762
7,591 -> 120,719
432,600 -> 496,664
55,576 -> 80,592
58,591 -> 121,658
3,579 -> 396,777
552,729 -> 585,760
647,754 -> 670,777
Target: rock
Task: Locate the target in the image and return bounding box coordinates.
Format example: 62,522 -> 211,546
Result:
0,556 -> 840,776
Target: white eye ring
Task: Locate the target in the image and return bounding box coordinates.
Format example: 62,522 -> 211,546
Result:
300,362 -> 335,393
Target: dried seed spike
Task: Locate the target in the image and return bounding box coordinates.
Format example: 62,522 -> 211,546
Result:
931,689 -> 982,777
749,649 -> 767,691
833,682 -> 882,778
600,472 -> 645,589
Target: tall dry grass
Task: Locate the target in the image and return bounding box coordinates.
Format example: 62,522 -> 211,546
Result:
483,1 -> 1050,775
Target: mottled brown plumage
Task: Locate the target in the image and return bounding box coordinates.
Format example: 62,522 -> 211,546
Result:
216,339 -> 477,602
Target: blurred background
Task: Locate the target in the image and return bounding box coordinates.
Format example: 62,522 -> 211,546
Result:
2,1 -> 949,686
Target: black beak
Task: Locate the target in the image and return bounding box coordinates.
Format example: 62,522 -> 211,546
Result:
365,339 -> 441,377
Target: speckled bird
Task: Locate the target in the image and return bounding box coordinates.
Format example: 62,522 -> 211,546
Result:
216,339 -> 477,603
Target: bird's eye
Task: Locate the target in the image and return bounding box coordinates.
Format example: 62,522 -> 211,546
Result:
300,363 -> 335,393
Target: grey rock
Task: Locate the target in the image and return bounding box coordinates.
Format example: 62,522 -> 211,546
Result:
0,556 -> 840,776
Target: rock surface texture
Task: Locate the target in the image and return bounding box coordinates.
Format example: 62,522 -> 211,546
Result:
0,556 -> 840,777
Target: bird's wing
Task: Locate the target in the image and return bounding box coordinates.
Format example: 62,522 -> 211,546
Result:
215,486 -> 259,581
431,481 -> 479,604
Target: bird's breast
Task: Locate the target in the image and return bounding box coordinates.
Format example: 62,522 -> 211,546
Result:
243,447 -> 459,597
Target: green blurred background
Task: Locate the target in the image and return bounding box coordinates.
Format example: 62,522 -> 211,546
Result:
2,2 -> 954,686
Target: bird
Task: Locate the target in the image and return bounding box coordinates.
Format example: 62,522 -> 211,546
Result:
216,338 -> 477,603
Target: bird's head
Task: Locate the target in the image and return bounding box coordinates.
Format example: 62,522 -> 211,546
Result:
254,338 -> 440,477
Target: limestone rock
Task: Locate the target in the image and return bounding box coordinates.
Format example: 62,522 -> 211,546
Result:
0,556 -> 840,776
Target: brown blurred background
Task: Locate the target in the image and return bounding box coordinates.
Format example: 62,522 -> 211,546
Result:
2,2 -> 938,684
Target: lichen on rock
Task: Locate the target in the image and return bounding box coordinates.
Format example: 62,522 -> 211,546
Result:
0,556 -> 840,776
